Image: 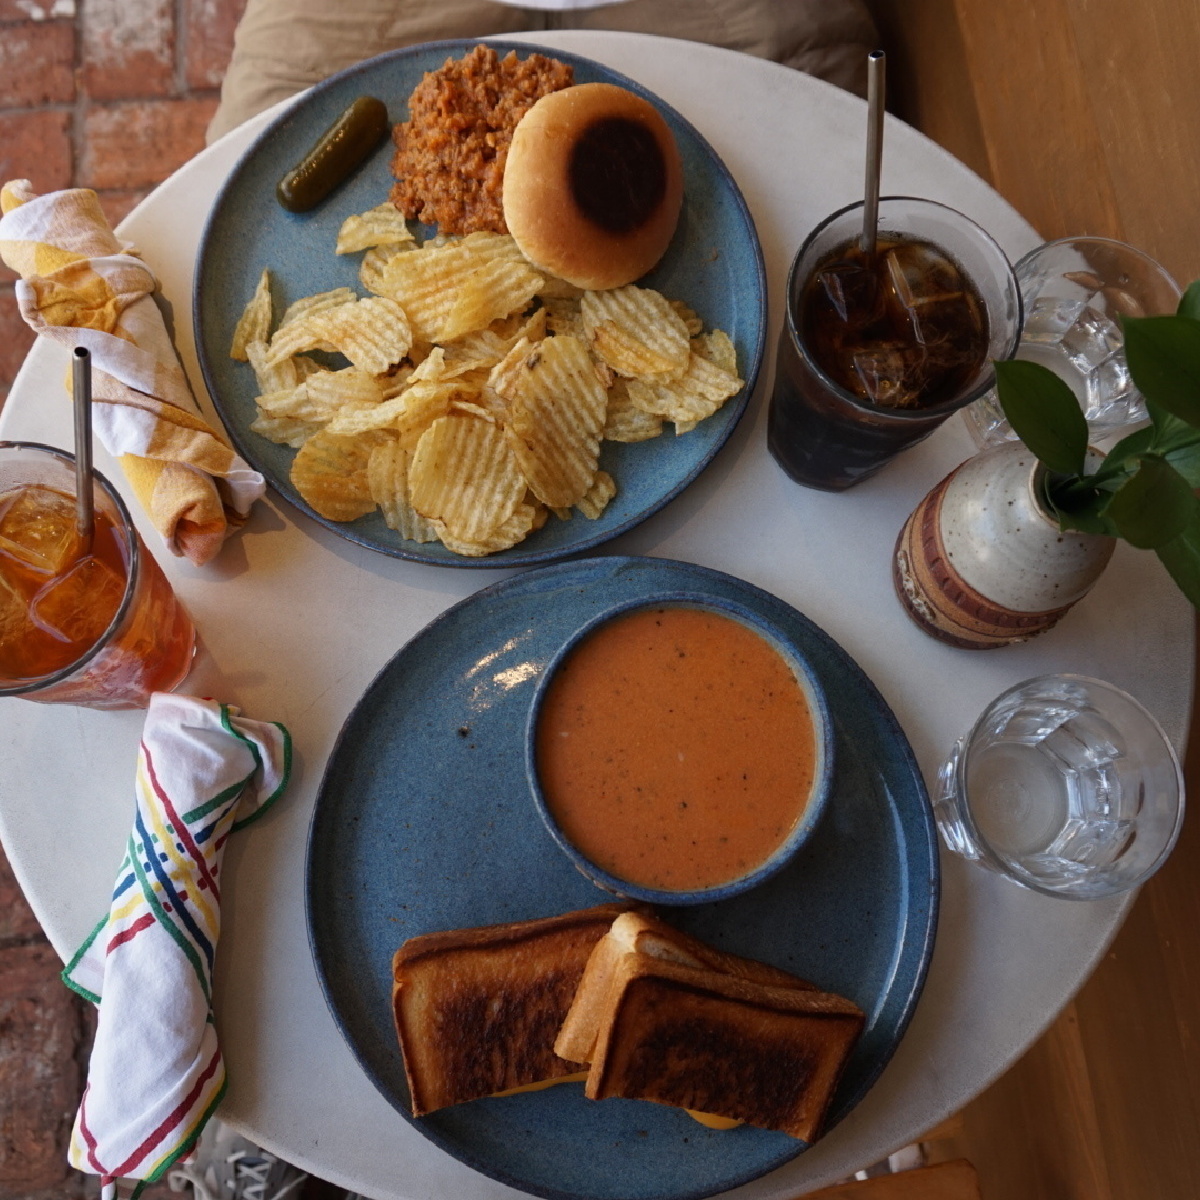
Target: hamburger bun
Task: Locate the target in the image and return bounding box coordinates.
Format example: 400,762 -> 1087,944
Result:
503,82 -> 683,291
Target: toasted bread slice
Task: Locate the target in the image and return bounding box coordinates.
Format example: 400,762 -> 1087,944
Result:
585,951 -> 864,1142
556,910 -> 817,1064
392,902 -> 633,1116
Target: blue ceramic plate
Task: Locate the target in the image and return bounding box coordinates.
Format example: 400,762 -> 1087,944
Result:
307,556 -> 940,1200
193,41 -> 766,567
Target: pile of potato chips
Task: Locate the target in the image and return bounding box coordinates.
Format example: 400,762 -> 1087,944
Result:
230,202 -> 743,557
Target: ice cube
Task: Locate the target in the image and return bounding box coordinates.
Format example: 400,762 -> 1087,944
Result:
0,563 -> 37,652
0,486 -> 81,574
852,344 -> 927,407
30,555 -> 125,646
814,260 -> 880,325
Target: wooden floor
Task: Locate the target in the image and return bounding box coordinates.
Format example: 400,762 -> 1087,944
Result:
863,3 -> 1200,1197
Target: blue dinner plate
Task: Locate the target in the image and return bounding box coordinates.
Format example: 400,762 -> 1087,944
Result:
307,556 -> 940,1200
193,41 -> 766,567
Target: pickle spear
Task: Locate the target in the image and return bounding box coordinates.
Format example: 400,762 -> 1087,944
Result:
277,96 -> 390,213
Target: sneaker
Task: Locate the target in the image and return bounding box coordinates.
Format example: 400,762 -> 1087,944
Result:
168,1119 -> 309,1200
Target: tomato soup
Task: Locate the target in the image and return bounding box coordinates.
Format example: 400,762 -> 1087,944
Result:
534,605 -> 819,892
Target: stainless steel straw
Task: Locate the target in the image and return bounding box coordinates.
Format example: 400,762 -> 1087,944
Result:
72,346 -> 94,554
860,50 -> 886,256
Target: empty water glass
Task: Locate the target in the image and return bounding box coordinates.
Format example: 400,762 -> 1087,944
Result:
964,237 -> 1181,447
934,675 -> 1184,899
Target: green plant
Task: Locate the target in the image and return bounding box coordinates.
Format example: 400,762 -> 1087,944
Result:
996,279 -> 1200,608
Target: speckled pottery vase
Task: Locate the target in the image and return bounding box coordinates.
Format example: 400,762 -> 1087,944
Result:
893,441 -> 1116,649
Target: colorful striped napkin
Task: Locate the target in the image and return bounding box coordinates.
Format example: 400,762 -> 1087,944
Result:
62,693 -> 292,1199
0,180 -> 265,566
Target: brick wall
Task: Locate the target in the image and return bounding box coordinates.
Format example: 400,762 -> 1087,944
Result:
0,0 -> 247,406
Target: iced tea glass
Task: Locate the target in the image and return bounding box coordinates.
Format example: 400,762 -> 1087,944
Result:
767,197 -> 1022,491
934,675 -> 1184,899
0,442 -> 195,709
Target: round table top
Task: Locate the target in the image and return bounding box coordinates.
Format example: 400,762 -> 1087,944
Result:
0,30 -> 1192,1200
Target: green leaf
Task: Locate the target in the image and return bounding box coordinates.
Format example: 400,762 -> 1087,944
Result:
1177,280 -> 1200,321
1152,413 -> 1200,488
1156,503 -> 1200,610
995,358 -> 1088,476
1092,424 -> 1154,486
1103,455 -> 1195,548
1122,315 -> 1200,426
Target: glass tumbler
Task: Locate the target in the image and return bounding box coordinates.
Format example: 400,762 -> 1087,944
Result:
934,675 -> 1184,899
767,196 -> 1022,491
0,441 -> 196,709
964,236 -> 1182,447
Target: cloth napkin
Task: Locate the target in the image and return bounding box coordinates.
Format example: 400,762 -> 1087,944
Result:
0,180 -> 265,566
62,694 -> 292,1198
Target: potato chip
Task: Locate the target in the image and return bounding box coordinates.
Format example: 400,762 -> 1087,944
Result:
246,339 -> 300,394
250,412 -> 321,448
669,299 -> 704,337
336,204 -> 416,255
290,429 -> 379,521
377,232 -> 543,343
432,501 -> 543,556
542,297 -> 584,339
581,286 -> 690,380
602,378 -> 663,443
394,381 -> 459,450
367,439 -> 439,542
278,286 -> 357,329
501,334 -> 609,509
408,412 -> 525,542
326,394 -> 411,436
231,269 -> 272,360
626,349 -> 743,423
360,242 -> 414,294
694,328 -> 738,375
303,365 -> 391,415
267,297 -> 413,375
576,470 -> 616,520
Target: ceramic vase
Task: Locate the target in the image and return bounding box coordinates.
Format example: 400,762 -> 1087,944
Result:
893,441 -> 1116,649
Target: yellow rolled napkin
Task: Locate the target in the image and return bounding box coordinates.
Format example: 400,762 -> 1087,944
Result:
0,180 -> 265,566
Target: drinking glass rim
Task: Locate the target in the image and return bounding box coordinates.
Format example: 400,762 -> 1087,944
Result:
0,440 -> 142,697
784,195 -> 1024,423
1014,234 -> 1183,300
955,672 -> 1186,899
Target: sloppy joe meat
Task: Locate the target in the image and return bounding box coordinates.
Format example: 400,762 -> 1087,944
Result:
390,45 -> 573,236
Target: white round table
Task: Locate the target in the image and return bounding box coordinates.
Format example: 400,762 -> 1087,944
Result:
0,31 -> 1191,1200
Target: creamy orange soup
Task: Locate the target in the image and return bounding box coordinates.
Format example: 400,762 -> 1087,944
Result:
535,605 -> 818,891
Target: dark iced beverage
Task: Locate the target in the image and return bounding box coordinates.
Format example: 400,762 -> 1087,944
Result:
768,198 -> 1021,491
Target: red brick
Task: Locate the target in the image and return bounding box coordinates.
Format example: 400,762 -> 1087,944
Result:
0,110 -> 73,198
0,944 -> 83,1192
184,0 -> 247,90
0,842 -> 42,944
80,98 -> 219,191
81,0 -> 176,102
96,189 -> 151,231
0,21 -> 75,106
0,289 -> 37,396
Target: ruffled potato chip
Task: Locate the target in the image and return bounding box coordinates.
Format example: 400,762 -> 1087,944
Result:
581,286 -> 690,381
576,469 -> 616,520
367,439 -> 439,541
626,350 -> 743,424
602,379 -> 663,443
267,296 -> 413,375
290,429 -> 379,521
278,286 -> 357,329
409,411 -> 526,542
230,269 -> 272,360
336,204 -> 416,255
500,334 -> 608,509
432,501 -> 544,557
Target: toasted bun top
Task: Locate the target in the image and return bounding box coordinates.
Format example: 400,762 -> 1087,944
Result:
502,82 -> 684,291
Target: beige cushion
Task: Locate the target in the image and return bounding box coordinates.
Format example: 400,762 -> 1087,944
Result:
208,0 -> 877,143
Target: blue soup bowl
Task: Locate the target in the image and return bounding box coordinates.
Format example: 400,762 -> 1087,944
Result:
525,592 -> 835,906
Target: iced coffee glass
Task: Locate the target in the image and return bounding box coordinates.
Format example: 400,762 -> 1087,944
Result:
0,442 -> 195,709
767,197 -> 1022,491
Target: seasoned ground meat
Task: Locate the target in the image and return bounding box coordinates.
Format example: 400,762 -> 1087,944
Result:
389,45 -> 574,236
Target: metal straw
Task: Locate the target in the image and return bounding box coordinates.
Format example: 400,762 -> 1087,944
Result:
72,346 -> 94,555
860,50 -> 887,256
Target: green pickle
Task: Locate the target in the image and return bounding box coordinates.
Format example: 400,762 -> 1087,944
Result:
276,96 -> 390,212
